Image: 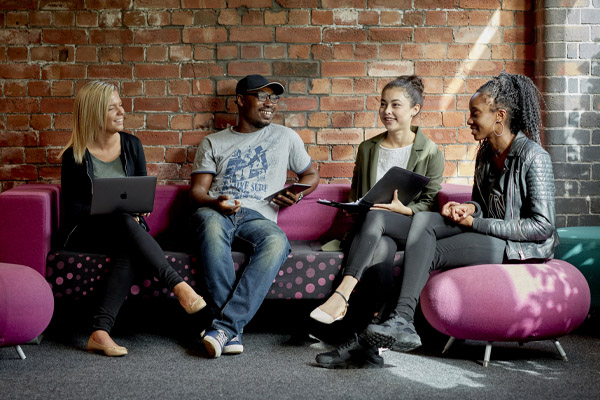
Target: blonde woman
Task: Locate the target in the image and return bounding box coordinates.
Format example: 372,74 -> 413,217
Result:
59,81 -> 206,357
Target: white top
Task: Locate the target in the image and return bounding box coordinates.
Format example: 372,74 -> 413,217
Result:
376,143 -> 413,182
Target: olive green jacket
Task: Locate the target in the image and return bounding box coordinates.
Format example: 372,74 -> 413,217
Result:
349,126 -> 444,214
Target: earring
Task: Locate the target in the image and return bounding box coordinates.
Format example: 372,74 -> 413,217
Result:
493,121 -> 504,137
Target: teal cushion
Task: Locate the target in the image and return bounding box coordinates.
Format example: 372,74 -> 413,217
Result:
555,227 -> 600,307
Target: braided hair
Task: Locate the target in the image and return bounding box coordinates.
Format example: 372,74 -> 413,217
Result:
476,72 -> 543,144
382,75 -> 425,114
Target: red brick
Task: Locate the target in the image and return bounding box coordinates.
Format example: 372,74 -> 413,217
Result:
307,145 -> 330,161
288,9 -> 310,25
322,61 -> 366,77
355,112 -> 376,127
317,128 -> 363,144
30,47 -> 52,62
241,10 -> 263,25
181,0 -> 227,8
455,27 -> 501,44
415,27 -> 453,43
39,130 -> 71,147
51,81 -> 73,97
461,0 -> 500,9
332,79 -> 353,94
369,28 -> 413,42
0,130 -> 37,147
230,27 -> 274,43
276,27 -> 321,43
25,148 -> 47,164
121,81 -> 143,96
332,145 -> 354,161
39,98 -> 72,113
308,113 -> 329,127
171,115 -> 192,130
123,11 -> 146,27
6,115 -> 29,131
504,28 -> 534,44
30,115 -> 52,130
0,64 -> 40,79
442,111 -> 465,127
381,11 -> 402,26
88,65 -> 132,79
0,29 -> 40,45
4,82 -> 27,97
333,44 -> 354,60
192,79 -> 214,95
0,98 -> 38,114
227,61 -> 271,77
423,77 -> 444,93
145,81 -> 166,96
136,29 -> 181,44
99,47 -> 121,62
368,61 -> 413,77
264,44 -> 286,59
323,28 -> 367,43
415,61 -> 460,77
135,64 -> 179,79
134,98 -> 179,113
136,131 -> 179,146
318,162 -> 354,178
331,112 -> 352,128
182,63 -> 224,78
42,29 -> 86,44
241,45 -> 261,59
312,10 -> 333,25
193,114 -> 215,130
7,47 -> 28,62
277,97 -> 318,112
76,46 -> 98,62
89,29 -> 133,44
147,11 -> 170,26
28,81 -> 51,97
146,115 -> 168,130
30,11 -> 52,26
265,10 -> 286,25
183,27 -> 227,43
182,131 -> 210,146
0,165 -> 38,181
402,43 -> 423,59
287,81 -> 306,94
460,60 -> 504,76
358,10 -> 379,25
447,10 -> 469,26
276,0 -> 319,6
426,11 -> 447,26
182,97 -> 226,113
54,114 -> 72,130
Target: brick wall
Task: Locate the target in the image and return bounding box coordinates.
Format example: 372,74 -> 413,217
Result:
539,1 -> 600,226
0,1 -> 598,226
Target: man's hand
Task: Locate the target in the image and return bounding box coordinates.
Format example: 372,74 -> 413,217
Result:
272,190 -> 302,208
216,195 -> 241,215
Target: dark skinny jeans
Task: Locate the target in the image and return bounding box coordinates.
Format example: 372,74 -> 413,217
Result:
64,213 -> 184,333
394,211 -> 506,321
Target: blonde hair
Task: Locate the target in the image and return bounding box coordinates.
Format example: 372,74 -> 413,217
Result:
60,81 -> 117,164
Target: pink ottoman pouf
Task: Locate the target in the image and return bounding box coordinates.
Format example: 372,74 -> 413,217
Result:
420,259 -> 591,366
0,263 -> 54,359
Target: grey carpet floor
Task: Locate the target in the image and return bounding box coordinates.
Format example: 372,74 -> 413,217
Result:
2,302 -> 599,400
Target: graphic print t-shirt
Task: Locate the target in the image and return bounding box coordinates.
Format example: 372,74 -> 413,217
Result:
192,124 -> 312,221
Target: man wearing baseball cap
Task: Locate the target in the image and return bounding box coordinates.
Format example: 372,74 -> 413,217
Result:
190,75 -> 319,358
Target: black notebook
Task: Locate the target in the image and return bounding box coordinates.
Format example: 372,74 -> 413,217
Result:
90,176 -> 157,215
317,166 -> 430,212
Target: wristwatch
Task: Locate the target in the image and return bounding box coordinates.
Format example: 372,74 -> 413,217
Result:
296,192 -> 304,203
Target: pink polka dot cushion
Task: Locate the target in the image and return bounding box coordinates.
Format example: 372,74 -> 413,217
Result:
420,259 -> 591,342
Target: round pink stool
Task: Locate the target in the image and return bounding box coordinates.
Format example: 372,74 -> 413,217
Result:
0,263 -> 54,359
420,259 -> 591,367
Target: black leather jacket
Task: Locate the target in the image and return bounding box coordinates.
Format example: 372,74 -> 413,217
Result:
58,132 -> 147,247
470,132 -> 558,261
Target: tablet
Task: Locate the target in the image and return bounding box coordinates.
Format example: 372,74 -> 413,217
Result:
264,183 -> 311,202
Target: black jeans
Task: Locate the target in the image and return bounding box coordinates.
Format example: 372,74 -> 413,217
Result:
64,213 -> 184,333
394,211 -> 507,321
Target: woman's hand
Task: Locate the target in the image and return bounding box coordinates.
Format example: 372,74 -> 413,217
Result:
441,202 -> 475,226
371,190 -> 413,216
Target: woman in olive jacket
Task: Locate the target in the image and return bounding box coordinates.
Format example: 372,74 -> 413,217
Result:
310,76 -> 444,338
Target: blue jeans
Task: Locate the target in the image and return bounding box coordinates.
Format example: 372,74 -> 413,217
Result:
191,207 -> 291,339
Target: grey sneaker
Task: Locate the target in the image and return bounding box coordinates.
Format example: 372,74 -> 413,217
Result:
223,335 -> 243,355
202,329 -> 229,358
365,314 -> 422,352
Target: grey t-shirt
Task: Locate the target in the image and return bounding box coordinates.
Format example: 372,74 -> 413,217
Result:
192,124 -> 312,221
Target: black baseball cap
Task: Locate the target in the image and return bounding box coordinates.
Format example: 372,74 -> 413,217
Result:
235,74 -> 284,95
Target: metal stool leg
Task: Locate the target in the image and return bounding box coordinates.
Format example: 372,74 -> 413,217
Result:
482,342 -> 493,367
442,337 -> 455,354
15,345 -> 26,360
552,339 -> 568,361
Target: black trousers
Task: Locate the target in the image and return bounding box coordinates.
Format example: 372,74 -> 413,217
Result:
64,213 -> 184,333
394,211 -> 506,321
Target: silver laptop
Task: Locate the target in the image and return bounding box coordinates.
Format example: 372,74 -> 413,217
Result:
90,176 -> 157,215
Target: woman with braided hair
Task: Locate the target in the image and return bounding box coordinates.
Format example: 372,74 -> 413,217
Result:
316,72 -> 558,365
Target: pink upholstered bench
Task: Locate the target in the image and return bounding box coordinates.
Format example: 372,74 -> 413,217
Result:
420,259 -> 591,366
0,263 -> 54,359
